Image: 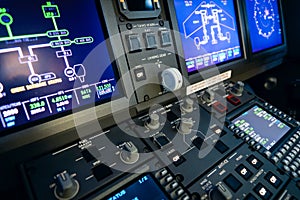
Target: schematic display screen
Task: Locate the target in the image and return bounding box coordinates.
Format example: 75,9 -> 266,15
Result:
245,0 -> 283,53
232,105 -> 291,150
173,0 -> 242,74
106,174 -> 168,200
0,0 -> 121,133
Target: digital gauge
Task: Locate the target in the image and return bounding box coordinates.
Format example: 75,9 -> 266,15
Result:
254,0 -> 275,39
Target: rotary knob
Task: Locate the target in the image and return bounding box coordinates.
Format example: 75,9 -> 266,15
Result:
230,81 -> 244,96
181,97 -> 194,113
202,89 -> 215,103
177,118 -> 194,134
161,68 -> 183,92
54,171 -> 79,200
120,141 -> 139,164
145,113 -> 160,130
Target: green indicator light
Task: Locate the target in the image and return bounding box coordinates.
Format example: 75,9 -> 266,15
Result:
0,8 -> 7,13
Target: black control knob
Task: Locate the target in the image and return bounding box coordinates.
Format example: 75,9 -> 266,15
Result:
145,113 -> 160,130
181,97 -> 194,113
120,141 -> 139,164
202,89 -> 215,103
54,171 -> 79,200
177,118 -> 194,134
230,81 -> 244,96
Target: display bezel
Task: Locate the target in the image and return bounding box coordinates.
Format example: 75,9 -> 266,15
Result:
0,0 -> 136,152
118,0 -> 161,19
103,173 -> 169,200
242,0 -> 287,57
231,104 -> 292,151
166,0 -> 247,85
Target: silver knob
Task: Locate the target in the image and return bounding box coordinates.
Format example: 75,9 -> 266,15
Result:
177,118 -> 194,134
145,113 -> 160,130
120,141 -> 139,164
202,89 -> 215,103
181,98 -> 194,113
230,81 -> 244,96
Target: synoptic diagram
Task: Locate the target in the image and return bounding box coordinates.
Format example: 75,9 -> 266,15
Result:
0,2 -> 94,84
183,1 -> 236,50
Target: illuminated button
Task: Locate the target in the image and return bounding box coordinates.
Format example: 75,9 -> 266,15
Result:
247,155 -> 263,169
235,164 -> 253,180
145,32 -> 157,50
127,34 -> 142,53
248,140 -> 256,147
166,181 -> 179,192
254,183 -> 272,200
180,195 -> 190,200
244,136 -> 251,142
120,1 -> 127,10
292,161 -> 300,168
223,174 -> 242,192
254,144 -> 262,151
212,102 -> 227,114
226,94 -> 241,106
160,31 -> 172,46
228,124 -> 236,130
264,172 -> 282,188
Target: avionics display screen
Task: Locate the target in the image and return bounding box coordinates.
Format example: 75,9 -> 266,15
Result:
0,0 -> 121,133
245,0 -> 283,53
106,174 -> 168,200
232,105 -> 291,150
173,0 -> 242,74
126,0 -> 154,11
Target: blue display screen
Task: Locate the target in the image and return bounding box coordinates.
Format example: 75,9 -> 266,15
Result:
245,0 -> 283,53
106,174 -> 168,200
173,0 -> 242,73
0,0 -> 121,133
232,105 -> 290,150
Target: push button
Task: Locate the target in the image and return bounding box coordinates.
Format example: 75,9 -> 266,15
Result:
223,174 -> 242,192
134,67 -> 146,82
160,31 -> 172,46
212,102 -> 227,114
215,140 -> 229,154
254,183 -> 272,200
265,172 -> 282,188
235,164 -> 253,180
247,155 -> 263,169
92,163 -> 113,181
145,32 -> 157,49
127,34 -> 142,53
226,94 -> 241,106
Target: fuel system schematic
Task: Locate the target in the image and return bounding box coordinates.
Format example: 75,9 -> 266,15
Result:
173,0 -> 242,73
0,2 -> 92,84
0,1 -> 119,131
183,1 -> 235,49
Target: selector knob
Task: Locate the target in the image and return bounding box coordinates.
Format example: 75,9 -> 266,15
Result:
230,81 -> 244,96
202,89 -> 215,103
177,118 -> 194,134
54,171 -> 79,200
145,113 -> 160,130
161,68 -> 183,92
120,141 -> 139,164
181,97 -> 194,113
